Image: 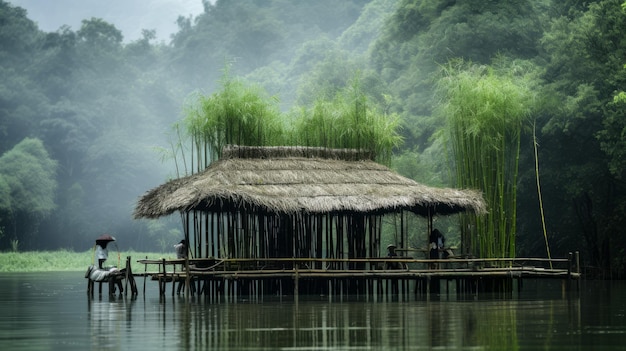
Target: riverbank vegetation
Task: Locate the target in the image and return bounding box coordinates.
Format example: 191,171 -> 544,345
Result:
0,250 -> 167,273
1,0 -> 626,277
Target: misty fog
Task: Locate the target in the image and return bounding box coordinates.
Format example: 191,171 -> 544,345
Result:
11,0 -> 204,42
1,0 -> 625,275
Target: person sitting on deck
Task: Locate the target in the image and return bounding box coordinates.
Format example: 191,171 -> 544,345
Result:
385,244 -> 402,269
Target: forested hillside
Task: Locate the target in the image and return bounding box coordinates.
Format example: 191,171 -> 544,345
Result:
1,0 -> 625,277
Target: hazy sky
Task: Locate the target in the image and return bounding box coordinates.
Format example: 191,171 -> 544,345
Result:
10,0 -> 205,42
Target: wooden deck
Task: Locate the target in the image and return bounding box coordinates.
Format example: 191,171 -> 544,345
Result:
135,253 -> 581,299
86,256 -> 139,297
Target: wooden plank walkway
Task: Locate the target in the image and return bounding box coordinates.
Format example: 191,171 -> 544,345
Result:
135,253 -> 581,298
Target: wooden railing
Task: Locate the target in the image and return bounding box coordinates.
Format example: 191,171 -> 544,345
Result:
136,252 -> 581,297
137,252 -> 580,275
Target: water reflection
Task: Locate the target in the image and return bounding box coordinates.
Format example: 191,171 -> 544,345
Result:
87,296 -> 137,349
3,273 -> 625,350
78,292 -> 587,350
143,295 -> 581,350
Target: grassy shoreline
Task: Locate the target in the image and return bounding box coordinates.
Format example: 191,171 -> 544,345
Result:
0,250 -> 169,273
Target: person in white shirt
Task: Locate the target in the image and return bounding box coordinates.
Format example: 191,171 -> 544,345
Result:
174,239 -> 187,259
96,242 -> 109,268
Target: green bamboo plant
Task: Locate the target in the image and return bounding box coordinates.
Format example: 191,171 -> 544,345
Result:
288,75 -> 402,166
177,70 -> 285,174
436,62 -> 534,258
169,69 -> 401,174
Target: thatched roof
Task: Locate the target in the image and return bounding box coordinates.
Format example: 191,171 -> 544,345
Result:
133,145 -> 487,219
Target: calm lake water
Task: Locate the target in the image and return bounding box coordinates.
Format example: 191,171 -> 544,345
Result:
0,272 -> 624,350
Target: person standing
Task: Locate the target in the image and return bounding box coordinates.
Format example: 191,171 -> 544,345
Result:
174,239 -> 188,259
386,244 -> 400,269
96,241 -> 109,269
386,244 -> 400,295
429,229 -> 445,269
95,234 -> 116,269
92,234 -> 123,294
174,239 -> 189,295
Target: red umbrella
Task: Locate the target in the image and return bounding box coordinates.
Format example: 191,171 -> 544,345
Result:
95,234 -> 116,245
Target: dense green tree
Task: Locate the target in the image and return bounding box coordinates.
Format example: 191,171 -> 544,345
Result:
391,146 -> 445,186
33,28 -> 78,100
170,0 -> 368,90
0,138 -> 57,250
0,1 -> 40,67
295,44 -> 367,106
371,0 -> 548,151
0,2 -> 48,153
600,97 -> 626,181
528,0 -> 626,275
0,176 -> 10,244
338,0 -> 400,54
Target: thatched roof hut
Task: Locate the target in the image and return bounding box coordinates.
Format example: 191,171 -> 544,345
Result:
135,145 -> 487,296
134,145 -> 486,219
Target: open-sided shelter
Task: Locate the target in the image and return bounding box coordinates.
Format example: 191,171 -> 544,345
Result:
134,145 -> 486,264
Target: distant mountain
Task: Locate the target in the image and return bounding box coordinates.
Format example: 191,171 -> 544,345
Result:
9,0 -> 205,42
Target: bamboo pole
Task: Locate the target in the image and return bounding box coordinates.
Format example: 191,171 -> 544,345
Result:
534,122 -> 552,267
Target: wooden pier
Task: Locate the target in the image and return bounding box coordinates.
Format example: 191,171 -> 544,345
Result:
135,252 -> 581,300
86,256 -> 139,297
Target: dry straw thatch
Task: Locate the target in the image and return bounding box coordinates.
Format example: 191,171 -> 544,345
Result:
133,145 -> 486,219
